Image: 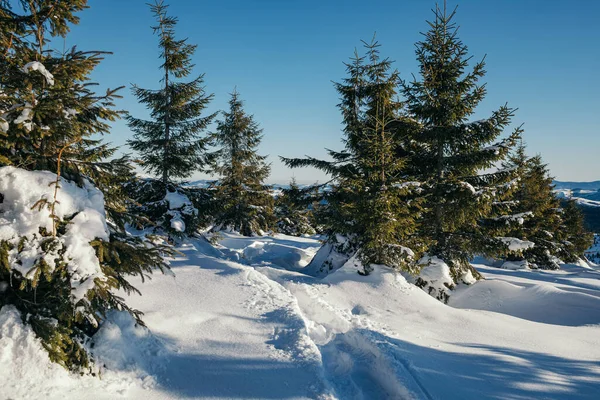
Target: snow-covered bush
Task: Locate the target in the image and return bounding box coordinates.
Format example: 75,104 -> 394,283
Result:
413,257 -> 456,304
126,178 -> 211,238
0,2 -> 171,372
0,167 -> 168,371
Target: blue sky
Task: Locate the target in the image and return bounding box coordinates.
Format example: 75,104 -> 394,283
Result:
62,0 -> 599,183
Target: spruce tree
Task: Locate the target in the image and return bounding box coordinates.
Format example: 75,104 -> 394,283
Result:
126,0 -> 215,237
0,0 -> 169,371
499,142 -> 593,268
402,5 -> 520,282
283,39 -> 424,275
275,178 -> 316,236
558,199 -> 593,264
208,90 -> 274,236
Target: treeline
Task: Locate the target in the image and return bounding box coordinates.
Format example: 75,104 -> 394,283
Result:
0,0 -> 592,373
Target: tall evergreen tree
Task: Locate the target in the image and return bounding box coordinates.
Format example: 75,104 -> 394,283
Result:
127,0 -> 215,184
283,39 -> 424,275
208,90 -> 274,236
402,5 -> 520,281
126,1 -> 215,237
0,0 -> 169,371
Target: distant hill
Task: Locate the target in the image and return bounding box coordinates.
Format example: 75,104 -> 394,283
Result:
554,185 -> 600,232
554,181 -> 600,191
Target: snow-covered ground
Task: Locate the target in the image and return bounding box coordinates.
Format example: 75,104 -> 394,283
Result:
2,233 -> 599,399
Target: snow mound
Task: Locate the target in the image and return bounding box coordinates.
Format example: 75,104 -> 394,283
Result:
92,311 -> 167,381
0,305 -> 162,399
501,260 -> 530,270
451,266 -> 600,326
411,256 -> 455,302
0,305 -> 73,397
302,241 -> 352,277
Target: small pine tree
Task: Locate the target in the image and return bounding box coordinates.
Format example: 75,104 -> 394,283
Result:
283,39 -> 424,275
0,0 -> 169,371
558,200 -> 593,264
126,0 -> 215,236
275,178 -> 316,236
208,90 -> 274,236
401,5 -> 520,282
498,142 -> 592,269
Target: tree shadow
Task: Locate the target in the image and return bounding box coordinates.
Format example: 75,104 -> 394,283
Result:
102,325 -> 322,399
360,329 -> 600,400
149,351 -> 318,399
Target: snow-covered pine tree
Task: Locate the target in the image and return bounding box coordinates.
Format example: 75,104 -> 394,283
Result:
283,39 -> 424,275
498,141 -> 592,268
126,0 -> 215,237
401,5 -> 520,282
0,0 -> 169,371
496,142 -> 556,268
275,178 -> 316,236
558,199 -> 593,265
208,90 -> 274,236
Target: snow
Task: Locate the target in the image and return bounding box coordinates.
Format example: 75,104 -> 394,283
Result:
495,211 -> 534,225
169,217 -> 185,232
165,190 -> 191,209
417,256 -> 453,286
164,189 -> 196,233
1,232 -> 600,399
0,167 -> 109,304
501,259 -> 530,270
13,103 -> 34,131
63,108 -> 78,119
0,117 -> 8,133
22,61 -> 55,86
500,236 -> 535,251
460,181 -> 477,195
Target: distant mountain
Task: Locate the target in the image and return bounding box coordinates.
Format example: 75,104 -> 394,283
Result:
553,181 -> 600,191
554,185 -> 600,232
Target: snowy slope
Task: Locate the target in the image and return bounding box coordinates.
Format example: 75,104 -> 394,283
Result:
1,233 -> 600,399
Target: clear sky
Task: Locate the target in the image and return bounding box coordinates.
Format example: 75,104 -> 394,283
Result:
62,0 -> 599,183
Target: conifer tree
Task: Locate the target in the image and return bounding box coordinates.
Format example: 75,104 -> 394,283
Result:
208,90 -> 274,236
275,178 -> 316,236
402,5 -> 520,282
558,199 -> 593,264
283,39 -> 424,275
126,0 -> 215,236
0,0 -> 169,371
127,0 -> 214,184
500,142 -> 593,268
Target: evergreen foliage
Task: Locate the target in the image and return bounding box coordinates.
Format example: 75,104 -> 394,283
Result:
127,0 -> 215,184
558,199 -> 593,264
500,142 -> 593,268
275,179 -> 316,236
283,39 -> 425,275
208,90 -> 274,236
126,178 -> 211,238
126,0 -> 215,237
0,0 -> 169,371
401,5 -> 520,281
